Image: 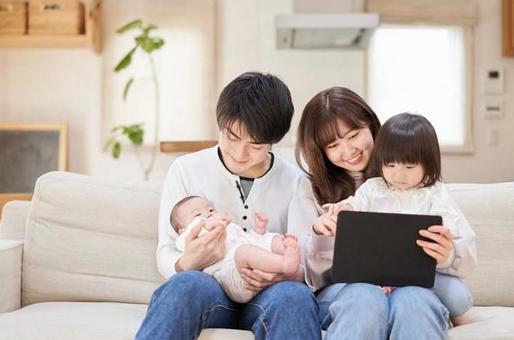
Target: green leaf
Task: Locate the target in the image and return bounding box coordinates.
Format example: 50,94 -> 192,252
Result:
123,78 -> 134,101
140,37 -> 165,53
153,37 -> 165,50
116,19 -> 142,34
128,128 -> 144,146
143,24 -> 158,35
135,35 -> 145,45
114,46 -> 137,72
103,137 -> 116,151
112,141 -> 122,159
140,38 -> 155,53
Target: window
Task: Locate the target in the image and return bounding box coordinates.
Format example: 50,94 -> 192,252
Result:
368,24 -> 473,152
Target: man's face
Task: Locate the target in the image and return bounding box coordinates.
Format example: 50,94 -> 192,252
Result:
218,121 -> 271,178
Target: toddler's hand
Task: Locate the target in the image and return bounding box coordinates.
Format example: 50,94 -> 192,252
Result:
380,286 -> 395,295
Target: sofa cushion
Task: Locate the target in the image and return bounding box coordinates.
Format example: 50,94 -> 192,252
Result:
448,306 -> 514,339
22,172 -> 164,306
447,182 -> 514,307
0,302 -> 146,340
0,301 -> 254,340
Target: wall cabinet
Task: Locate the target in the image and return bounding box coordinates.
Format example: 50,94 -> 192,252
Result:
503,0 -> 514,57
0,0 -> 101,54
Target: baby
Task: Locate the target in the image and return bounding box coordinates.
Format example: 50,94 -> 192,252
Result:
170,195 -> 301,303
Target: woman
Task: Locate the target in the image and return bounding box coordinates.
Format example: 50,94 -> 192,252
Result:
295,87 -> 475,339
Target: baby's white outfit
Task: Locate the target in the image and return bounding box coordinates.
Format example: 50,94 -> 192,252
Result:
175,217 -> 277,303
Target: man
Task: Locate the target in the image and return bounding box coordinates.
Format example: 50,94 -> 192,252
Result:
136,72 -> 320,339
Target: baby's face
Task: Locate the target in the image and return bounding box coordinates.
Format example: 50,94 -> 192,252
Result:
176,197 -> 216,228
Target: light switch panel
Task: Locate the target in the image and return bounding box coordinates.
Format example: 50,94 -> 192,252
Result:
483,99 -> 504,119
484,68 -> 504,94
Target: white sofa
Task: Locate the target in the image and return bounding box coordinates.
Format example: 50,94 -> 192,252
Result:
0,171 -> 513,340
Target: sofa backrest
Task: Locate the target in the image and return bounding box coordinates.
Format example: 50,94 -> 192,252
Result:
447,182 -> 514,307
19,171 -> 514,307
22,171 -> 164,306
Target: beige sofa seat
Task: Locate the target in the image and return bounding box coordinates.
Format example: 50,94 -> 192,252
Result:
0,171 -> 513,339
0,302 -> 147,340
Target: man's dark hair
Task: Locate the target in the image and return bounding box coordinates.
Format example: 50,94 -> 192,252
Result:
216,72 -> 294,144
369,113 -> 442,187
170,196 -> 201,233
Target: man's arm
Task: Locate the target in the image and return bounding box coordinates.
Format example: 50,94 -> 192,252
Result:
156,160 -> 189,279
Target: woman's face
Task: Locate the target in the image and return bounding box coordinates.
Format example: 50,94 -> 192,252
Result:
323,119 -> 374,172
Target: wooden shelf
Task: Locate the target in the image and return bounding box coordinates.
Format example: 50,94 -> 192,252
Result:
160,140 -> 218,153
0,0 -> 101,54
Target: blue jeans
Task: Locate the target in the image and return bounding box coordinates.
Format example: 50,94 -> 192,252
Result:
136,271 -> 321,340
432,273 -> 473,317
318,283 -> 449,340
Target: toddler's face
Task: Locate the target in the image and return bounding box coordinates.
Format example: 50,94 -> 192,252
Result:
382,162 -> 424,190
176,197 -> 216,229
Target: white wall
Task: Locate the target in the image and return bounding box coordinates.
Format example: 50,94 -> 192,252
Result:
441,0 -> 514,183
1,0 -> 513,183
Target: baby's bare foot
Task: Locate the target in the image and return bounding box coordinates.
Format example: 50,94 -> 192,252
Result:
452,313 -> 472,327
281,235 -> 300,274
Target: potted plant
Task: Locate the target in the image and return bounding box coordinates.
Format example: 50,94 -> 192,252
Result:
104,19 -> 165,180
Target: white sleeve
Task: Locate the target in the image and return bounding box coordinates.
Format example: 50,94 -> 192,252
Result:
344,179 -> 374,211
430,182 -> 477,278
286,176 -> 321,288
287,176 -> 319,248
156,160 -> 189,280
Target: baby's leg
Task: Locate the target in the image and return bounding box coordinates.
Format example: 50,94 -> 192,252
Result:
431,273 -> 473,326
235,238 -> 300,275
270,234 -> 299,255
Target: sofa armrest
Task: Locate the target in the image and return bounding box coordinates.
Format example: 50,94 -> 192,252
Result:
0,239 -> 24,313
0,201 -> 31,240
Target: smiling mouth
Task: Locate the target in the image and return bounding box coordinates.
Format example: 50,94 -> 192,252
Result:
344,152 -> 362,165
231,156 -> 247,164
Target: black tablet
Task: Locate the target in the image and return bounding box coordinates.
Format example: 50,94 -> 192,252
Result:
331,211 -> 441,288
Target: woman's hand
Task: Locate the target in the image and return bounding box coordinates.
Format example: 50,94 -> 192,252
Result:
313,204 -> 338,236
176,219 -> 227,271
239,266 -> 304,292
416,225 -> 453,264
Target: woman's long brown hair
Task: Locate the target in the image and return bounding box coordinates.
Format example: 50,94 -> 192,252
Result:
295,87 -> 381,205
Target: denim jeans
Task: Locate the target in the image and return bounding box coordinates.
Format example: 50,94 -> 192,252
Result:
136,271 -> 321,340
432,273 -> 473,317
317,283 -> 449,340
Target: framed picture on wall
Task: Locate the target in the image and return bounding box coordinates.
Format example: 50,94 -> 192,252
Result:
0,123 -> 68,215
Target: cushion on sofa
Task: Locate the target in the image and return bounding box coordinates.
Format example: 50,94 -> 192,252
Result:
0,302 -> 147,340
447,182 -> 514,307
21,172 -> 165,306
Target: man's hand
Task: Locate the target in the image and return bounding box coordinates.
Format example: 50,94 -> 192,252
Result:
239,266 -> 305,292
177,219 -> 228,271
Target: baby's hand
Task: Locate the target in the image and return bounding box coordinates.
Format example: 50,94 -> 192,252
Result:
204,212 -> 231,231
254,212 -> 268,234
